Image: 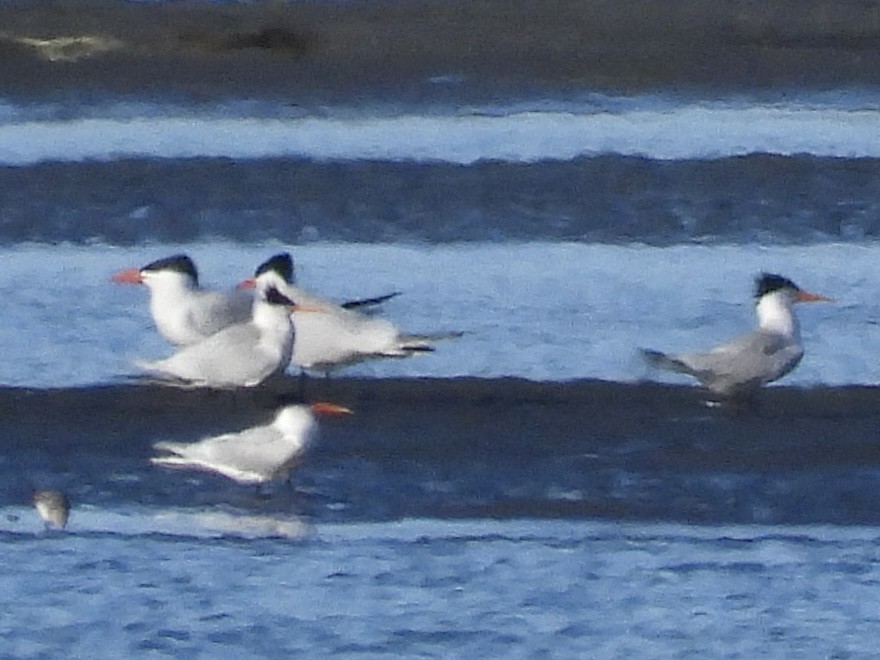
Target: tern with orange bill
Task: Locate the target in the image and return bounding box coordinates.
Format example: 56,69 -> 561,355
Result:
111,254 -> 252,346
642,273 -> 832,400
151,402 -> 352,487
135,283 -> 307,388
242,253 -> 459,374
113,253 -> 397,347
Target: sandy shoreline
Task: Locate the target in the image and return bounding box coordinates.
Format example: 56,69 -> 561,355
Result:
1,0 -> 879,104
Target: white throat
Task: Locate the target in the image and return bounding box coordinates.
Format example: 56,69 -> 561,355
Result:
252,296 -> 291,332
275,407 -> 317,447
146,273 -> 200,343
756,290 -> 799,338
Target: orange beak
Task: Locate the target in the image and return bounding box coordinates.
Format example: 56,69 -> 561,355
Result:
310,402 -> 354,416
796,290 -> 833,303
237,278 -> 256,290
111,268 -> 143,284
291,303 -> 331,313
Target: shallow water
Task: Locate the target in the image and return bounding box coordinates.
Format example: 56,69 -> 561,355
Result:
0,241 -> 870,388
2,6 -> 879,653
2,517 -> 879,658
4,99 -> 880,164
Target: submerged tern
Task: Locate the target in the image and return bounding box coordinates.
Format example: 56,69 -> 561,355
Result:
242,253 -> 453,373
112,254 -> 252,346
136,285 -> 300,388
151,402 -> 352,486
643,273 -> 832,399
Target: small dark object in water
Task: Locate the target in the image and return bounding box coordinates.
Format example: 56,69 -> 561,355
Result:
32,489 -> 70,530
225,27 -> 308,55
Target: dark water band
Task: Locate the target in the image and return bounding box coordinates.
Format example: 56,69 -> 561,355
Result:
4,377 -> 879,525
2,376 -> 876,455
3,155 -> 878,245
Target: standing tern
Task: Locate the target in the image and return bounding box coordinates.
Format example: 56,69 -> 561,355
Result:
151,402 -> 352,486
135,285 -> 300,388
112,254 -> 252,346
642,273 -> 832,399
242,253 -> 456,374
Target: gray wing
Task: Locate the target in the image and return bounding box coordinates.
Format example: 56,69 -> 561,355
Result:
145,322 -> 279,387
291,308 -> 399,369
281,284 -> 337,310
676,330 -> 803,394
188,289 -> 253,337
168,424 -> 299,479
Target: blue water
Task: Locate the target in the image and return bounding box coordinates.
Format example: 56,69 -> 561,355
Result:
3,519 -> 880,658
3,67 -> 880,657
0,241 -> 871,387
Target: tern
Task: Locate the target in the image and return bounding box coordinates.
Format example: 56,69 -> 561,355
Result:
112,254 -> 252,346
113,253 -> 396,346
151,402 -> 352,486
242,253 -> 453,374
135,285 -> 300,388
642,273 -> 832,399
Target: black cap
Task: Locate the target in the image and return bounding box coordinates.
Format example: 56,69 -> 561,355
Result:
755,273 -> 799,299
141,254 -> 198,284
255,253 -> 293,283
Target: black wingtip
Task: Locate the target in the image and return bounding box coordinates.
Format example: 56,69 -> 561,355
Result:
341,291 -> 402,310
406,345 -> 435,353
641,348 -> 667,366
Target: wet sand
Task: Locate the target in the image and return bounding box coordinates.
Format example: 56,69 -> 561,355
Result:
3,377 -> 879,459
1,0 -> 879,104
3,377 -> 879,523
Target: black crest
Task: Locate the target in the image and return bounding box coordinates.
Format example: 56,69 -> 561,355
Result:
754,273 -> 799,299
265,287 -> 295,306
141,254 -> 198,284
255,253 -> 293,283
